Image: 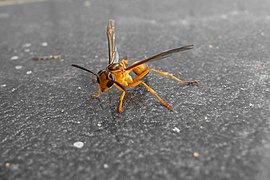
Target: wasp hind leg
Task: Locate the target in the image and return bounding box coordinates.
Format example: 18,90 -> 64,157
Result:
128,80 -> 172,110
150,68 -> 200,86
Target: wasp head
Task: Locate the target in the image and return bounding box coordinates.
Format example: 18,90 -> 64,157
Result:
97,70 -> 115,92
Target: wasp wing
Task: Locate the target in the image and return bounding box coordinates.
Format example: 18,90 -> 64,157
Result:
125,44 -> 193,71
107,19 -> 119,64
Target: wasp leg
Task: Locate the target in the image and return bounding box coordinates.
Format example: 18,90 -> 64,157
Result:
150,68 -> 200,86
91,85 -> 101,99
132,68 -> 150,82
128,81 -> 172,110
118,91 -> 126,113
114,83 -> 127,113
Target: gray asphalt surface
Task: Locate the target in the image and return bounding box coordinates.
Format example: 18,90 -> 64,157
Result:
1,0 -> 270,180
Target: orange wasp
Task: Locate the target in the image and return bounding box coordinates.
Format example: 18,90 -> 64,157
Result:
72,19 -> 199,113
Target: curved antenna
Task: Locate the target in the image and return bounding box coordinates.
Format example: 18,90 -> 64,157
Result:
71,64 -> 97,76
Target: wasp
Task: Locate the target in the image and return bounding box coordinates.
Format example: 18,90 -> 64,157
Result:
72,20 -> 200,113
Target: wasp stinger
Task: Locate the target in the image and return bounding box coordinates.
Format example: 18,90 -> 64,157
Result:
72,19 -> 200,113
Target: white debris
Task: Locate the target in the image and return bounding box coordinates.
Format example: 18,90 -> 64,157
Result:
103,164 -> 109,168
221,14 -> 228,19
73,141 -> 84,148
193,152 -> 199,158
26,71 -> 32,75
15,65 -> 22,70
84,1 -> 91,7
1,84 -> 6,87
10,56 -> 19,60
22,43 -> 31,48
172,127 -> 180,133
97,123 -> 102,127
209,44 -> 213,48
24,48 -> 30,52
41,42 -> 48,46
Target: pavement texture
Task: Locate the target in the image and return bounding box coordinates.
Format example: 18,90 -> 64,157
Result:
0,0 -> 270,180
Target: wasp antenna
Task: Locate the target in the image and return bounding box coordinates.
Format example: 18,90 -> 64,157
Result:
182,44 -> 193,50
71,64 -> 97,76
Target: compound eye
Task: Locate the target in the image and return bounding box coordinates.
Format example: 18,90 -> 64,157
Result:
106,80 -> 114,88
97,77 -> 100,84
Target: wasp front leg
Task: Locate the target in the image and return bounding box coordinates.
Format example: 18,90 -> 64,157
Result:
91,85 -> 101,99
118,91 -> 126,113
113,83 -> 127,113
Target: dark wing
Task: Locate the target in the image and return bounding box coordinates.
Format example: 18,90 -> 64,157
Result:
125,44 -> 193,71
107,19 -> 119,64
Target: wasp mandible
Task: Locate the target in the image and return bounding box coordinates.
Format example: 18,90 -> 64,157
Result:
72,19 -> 200,113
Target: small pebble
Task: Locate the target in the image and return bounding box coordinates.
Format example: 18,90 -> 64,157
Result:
73,141 -> 84,148
5,162 -> 11,168
172,127 -> 180,133
78,87 -> 82,90
193,152 -> 199,158
24,49 -> 30,52
22,43 -> 31,48
41,42 -> 48,46
1,84 -> 6,87
97,123 -> 102,127
84,1 -> 91,7
15,65 -> 22,70
103,164 -> 109,168
26,71 -> 32,75
10,56 -> 19,60
221,14 -> 228,19
209,44 -> 213,48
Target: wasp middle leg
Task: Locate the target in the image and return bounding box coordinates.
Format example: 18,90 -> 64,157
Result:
128,80 -> 172,110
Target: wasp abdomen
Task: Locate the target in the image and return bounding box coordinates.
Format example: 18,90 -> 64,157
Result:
131,61 -> 149,75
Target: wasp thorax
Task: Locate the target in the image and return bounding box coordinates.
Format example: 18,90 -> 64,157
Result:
97,70 -> 115,92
